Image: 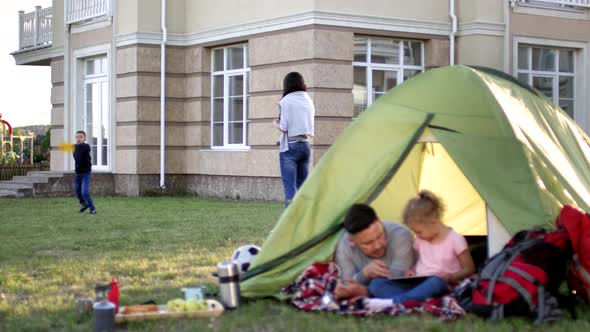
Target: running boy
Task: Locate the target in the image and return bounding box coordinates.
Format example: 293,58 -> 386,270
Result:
73,130 -> 96,214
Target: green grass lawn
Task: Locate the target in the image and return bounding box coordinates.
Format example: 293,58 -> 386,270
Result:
0,197 -> 589,332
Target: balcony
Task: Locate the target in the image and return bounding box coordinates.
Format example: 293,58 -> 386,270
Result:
514,0 -> 590,8
66,0 -> 112,25
18,6 -> 53,51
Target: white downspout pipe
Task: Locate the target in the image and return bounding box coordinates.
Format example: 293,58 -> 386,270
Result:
503,0 -> 511,73
160,0 -> 167,189
449,0 -> 457,66
64,2 -> 71,171
111,0 -> 117,173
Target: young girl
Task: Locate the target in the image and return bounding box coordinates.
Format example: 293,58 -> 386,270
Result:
367,190 -> 475,307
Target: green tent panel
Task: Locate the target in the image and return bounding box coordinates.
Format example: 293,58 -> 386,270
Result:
241,65 -> 590,299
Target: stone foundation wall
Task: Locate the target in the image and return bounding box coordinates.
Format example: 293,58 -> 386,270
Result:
30,173 -> 282,201
113,174 -> 282,200
32,173 -> 116,197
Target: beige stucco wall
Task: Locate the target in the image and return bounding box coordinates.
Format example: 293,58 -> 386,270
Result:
316,0 -> 450,22
183,0 -> 314,34
111,24 -> 454,177
69,26 -> 113,50
127,0 -> 185,34
166,0 -> 186,34
511,12 -> 590,42
172,27 -> 357,177
132,0 -> 451,35
115,44 -> 210,175
425,38 -> 450,68
49,57 -> 65,171
117,0 -> 139,35
248,28 -> 353,142
52,0 -> 65,48
456,0 -> 504,23
138,0 -> 161,33
457,35 -> 504,71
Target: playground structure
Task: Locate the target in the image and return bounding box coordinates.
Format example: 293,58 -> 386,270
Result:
0,113 -> 35,164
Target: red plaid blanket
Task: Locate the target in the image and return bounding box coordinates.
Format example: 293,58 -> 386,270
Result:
281,262 -> 465,320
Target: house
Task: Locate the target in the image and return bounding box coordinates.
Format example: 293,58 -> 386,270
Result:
11,0 -> 590,199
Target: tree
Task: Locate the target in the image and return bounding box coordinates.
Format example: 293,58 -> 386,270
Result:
35,129 -> 51,163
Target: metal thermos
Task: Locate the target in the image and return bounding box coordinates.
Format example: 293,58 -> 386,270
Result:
217,260 -> 240,309
93,285 -> 115,332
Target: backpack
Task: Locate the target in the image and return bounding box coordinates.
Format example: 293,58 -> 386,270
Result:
456,228 -> 572,323
556,205 -> 590,303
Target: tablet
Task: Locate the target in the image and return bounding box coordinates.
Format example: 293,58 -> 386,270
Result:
388,275 -> 433,285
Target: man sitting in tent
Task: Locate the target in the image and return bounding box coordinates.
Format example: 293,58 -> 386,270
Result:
333,204 -> 416,298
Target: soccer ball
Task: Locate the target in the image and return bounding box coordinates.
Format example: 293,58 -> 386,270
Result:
231,245 -> 260,274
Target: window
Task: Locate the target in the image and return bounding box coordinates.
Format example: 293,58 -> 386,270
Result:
211,45 -> 250,148
77,55 -> 110,169
517,45 -> 575,118
517,0 -> 577,10
353,36 -> 424,117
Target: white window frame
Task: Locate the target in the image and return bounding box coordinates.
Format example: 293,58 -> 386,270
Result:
353,36 -> 425,115
71,43 -> 113,172
83,65 -> 109,170
210,44 -> 250,150
513,36 -> 589,132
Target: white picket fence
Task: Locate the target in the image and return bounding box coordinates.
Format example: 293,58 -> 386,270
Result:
65,0 -> 112,24
18,6 -> 53,50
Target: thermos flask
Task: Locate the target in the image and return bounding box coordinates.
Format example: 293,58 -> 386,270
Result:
217,260 -> 240,309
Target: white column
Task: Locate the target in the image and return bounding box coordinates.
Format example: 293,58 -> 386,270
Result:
20,138 -> 24,164
18,11 -> 24,49
30,138 -> 34,165
34,6 -> 41,47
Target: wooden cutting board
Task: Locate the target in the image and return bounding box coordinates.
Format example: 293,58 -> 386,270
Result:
115,299 -> 224,323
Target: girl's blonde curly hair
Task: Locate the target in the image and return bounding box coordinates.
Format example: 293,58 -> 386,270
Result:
402,190 -> 445,225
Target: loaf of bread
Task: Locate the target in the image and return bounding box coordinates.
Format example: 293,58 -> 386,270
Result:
120,304 -> 159,315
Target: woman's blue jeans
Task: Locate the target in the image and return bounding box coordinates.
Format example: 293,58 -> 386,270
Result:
279,141 -> 310,207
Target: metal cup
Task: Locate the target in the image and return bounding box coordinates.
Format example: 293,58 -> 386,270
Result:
182,286 -> 204,301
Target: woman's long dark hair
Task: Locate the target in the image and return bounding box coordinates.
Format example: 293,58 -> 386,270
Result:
282,72 -> 307,97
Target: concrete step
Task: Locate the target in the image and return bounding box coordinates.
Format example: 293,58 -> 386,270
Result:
0,189 -> 22,198
11,176 -> 51,183
0,182 -> 34,190
26,171 -> 64,178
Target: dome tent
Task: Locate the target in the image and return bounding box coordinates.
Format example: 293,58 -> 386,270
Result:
241,65 -> 590,299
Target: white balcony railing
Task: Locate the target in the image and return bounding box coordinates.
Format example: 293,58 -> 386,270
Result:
65,0 -> 112,24
516,0 -> 590,8
18,6 -> 53,50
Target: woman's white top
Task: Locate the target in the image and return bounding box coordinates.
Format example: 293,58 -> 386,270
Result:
278,91 -> 315,152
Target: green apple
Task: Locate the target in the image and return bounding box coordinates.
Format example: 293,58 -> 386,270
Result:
186,299 -> 207,311
166,298 -> 186,312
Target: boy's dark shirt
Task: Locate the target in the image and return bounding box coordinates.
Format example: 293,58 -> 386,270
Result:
73,143 -> 92,174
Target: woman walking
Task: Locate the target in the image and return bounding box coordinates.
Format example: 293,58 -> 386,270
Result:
274,72 -> 315,207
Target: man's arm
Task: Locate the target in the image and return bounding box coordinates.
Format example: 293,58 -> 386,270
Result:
388,228 -> 416,277
334,278 -> 368,299
334,239 -> 367,285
